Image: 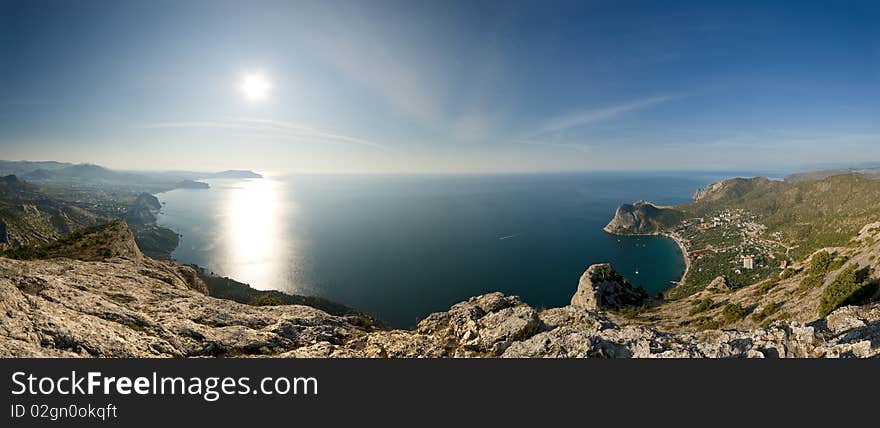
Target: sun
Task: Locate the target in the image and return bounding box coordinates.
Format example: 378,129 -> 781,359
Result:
239,72 -> 271,101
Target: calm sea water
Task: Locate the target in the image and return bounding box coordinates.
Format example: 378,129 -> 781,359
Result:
156,172 -> 723,327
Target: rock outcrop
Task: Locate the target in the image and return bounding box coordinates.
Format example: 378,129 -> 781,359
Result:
692,177 -> 779,203
705,276 -> 730,292
124,193 -> 161,227
571,264 -> 648,310
603,201 -> 682,234
4,245 -> 879,358
0,231 -> 356,357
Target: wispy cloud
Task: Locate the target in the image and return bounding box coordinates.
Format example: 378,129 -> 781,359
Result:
235,118 -> 390,151
535,95 -> 677,136
144,119 -> 391,152
510,95 -> 679,152
518,140 -> 594,153
304,26 -> 447,130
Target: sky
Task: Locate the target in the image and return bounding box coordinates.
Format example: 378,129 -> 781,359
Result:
0,0 -> 878,174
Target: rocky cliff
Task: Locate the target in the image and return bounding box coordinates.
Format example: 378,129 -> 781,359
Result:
0,175 -> 105,249
2,221 -> 878,358
603,201 -> 682,234
571,263 -> 648,310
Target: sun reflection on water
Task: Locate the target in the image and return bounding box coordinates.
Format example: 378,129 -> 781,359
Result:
220,178 -> 288,290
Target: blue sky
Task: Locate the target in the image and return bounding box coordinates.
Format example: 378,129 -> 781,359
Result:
0,0 -> 878,173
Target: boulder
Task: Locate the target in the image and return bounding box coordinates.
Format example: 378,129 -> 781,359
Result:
570,264 -> 648,310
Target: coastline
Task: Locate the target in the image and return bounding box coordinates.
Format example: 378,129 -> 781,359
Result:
605,229 -> 691,293
662,231 -> 690,289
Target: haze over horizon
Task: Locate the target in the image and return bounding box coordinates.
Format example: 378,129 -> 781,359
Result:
1,0 -> 878,174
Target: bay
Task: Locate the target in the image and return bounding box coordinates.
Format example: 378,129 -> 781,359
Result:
157,172 -> 725,327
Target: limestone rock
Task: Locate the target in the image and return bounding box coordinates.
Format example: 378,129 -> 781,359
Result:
0,256 -> 368,357
570,264 -> 648,310
2,253 -> 880,358
706,276 -> 731,292
603,201 -> 681,234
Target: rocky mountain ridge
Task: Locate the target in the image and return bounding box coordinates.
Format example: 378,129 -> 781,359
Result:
2,220 -> 878,358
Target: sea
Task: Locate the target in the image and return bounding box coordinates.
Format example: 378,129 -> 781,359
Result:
156,172 -> 733,327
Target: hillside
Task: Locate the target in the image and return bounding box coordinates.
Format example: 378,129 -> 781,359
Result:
611,221 -> 880,333
0,175 -> 105,249
0,160 -> 71,176
785,167 -> 880,182
0,175 -> 179,259
1,219 -> 145,261
607,173 -> 880,298
603,201 -> 683,234
0,159 -> 257,195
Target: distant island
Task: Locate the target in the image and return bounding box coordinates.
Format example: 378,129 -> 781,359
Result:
203,170 -> 263,179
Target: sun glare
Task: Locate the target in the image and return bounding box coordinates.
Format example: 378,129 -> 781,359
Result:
239,72 -> 271,101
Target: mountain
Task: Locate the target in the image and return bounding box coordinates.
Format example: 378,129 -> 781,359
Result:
0,160 -> 70,176
1,160 -> 257,193
785,167 -> 880,183
0,174 -> 30,195
603,201 -> 682,235
206,170 -> 263,179
691,176 -> 781,203
175,179 -> 210,189
22,163 -> 157,186
0,175 -> 105,249
606,173 -> 880,298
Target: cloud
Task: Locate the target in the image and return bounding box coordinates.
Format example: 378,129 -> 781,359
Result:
518,140 -> 594,153
235,118 -> 391,151
508,96 -> 678,152
534,95 -> 677,136
303,26 -> 447,130
144,119 -> 391,152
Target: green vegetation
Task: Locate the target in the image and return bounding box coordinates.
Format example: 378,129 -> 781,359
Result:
751,301 -> 782,322
646,174 -> 880,298
779,267 -> 797,279
198,270 -> 381,327
799,251 -> 847,289
806,251 -> 844,275
132,226 -> 179,260
755,276 -> 780,296
618,304 -> 649,319
250,295 -> 284,306
688,298 -> 714,316
681,316 -> 721,331
818,264 -> 877,318
1,221 -> 120,261
721,303 -> 749,323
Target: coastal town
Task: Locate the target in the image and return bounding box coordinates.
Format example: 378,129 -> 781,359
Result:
666,208 -> 792,297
